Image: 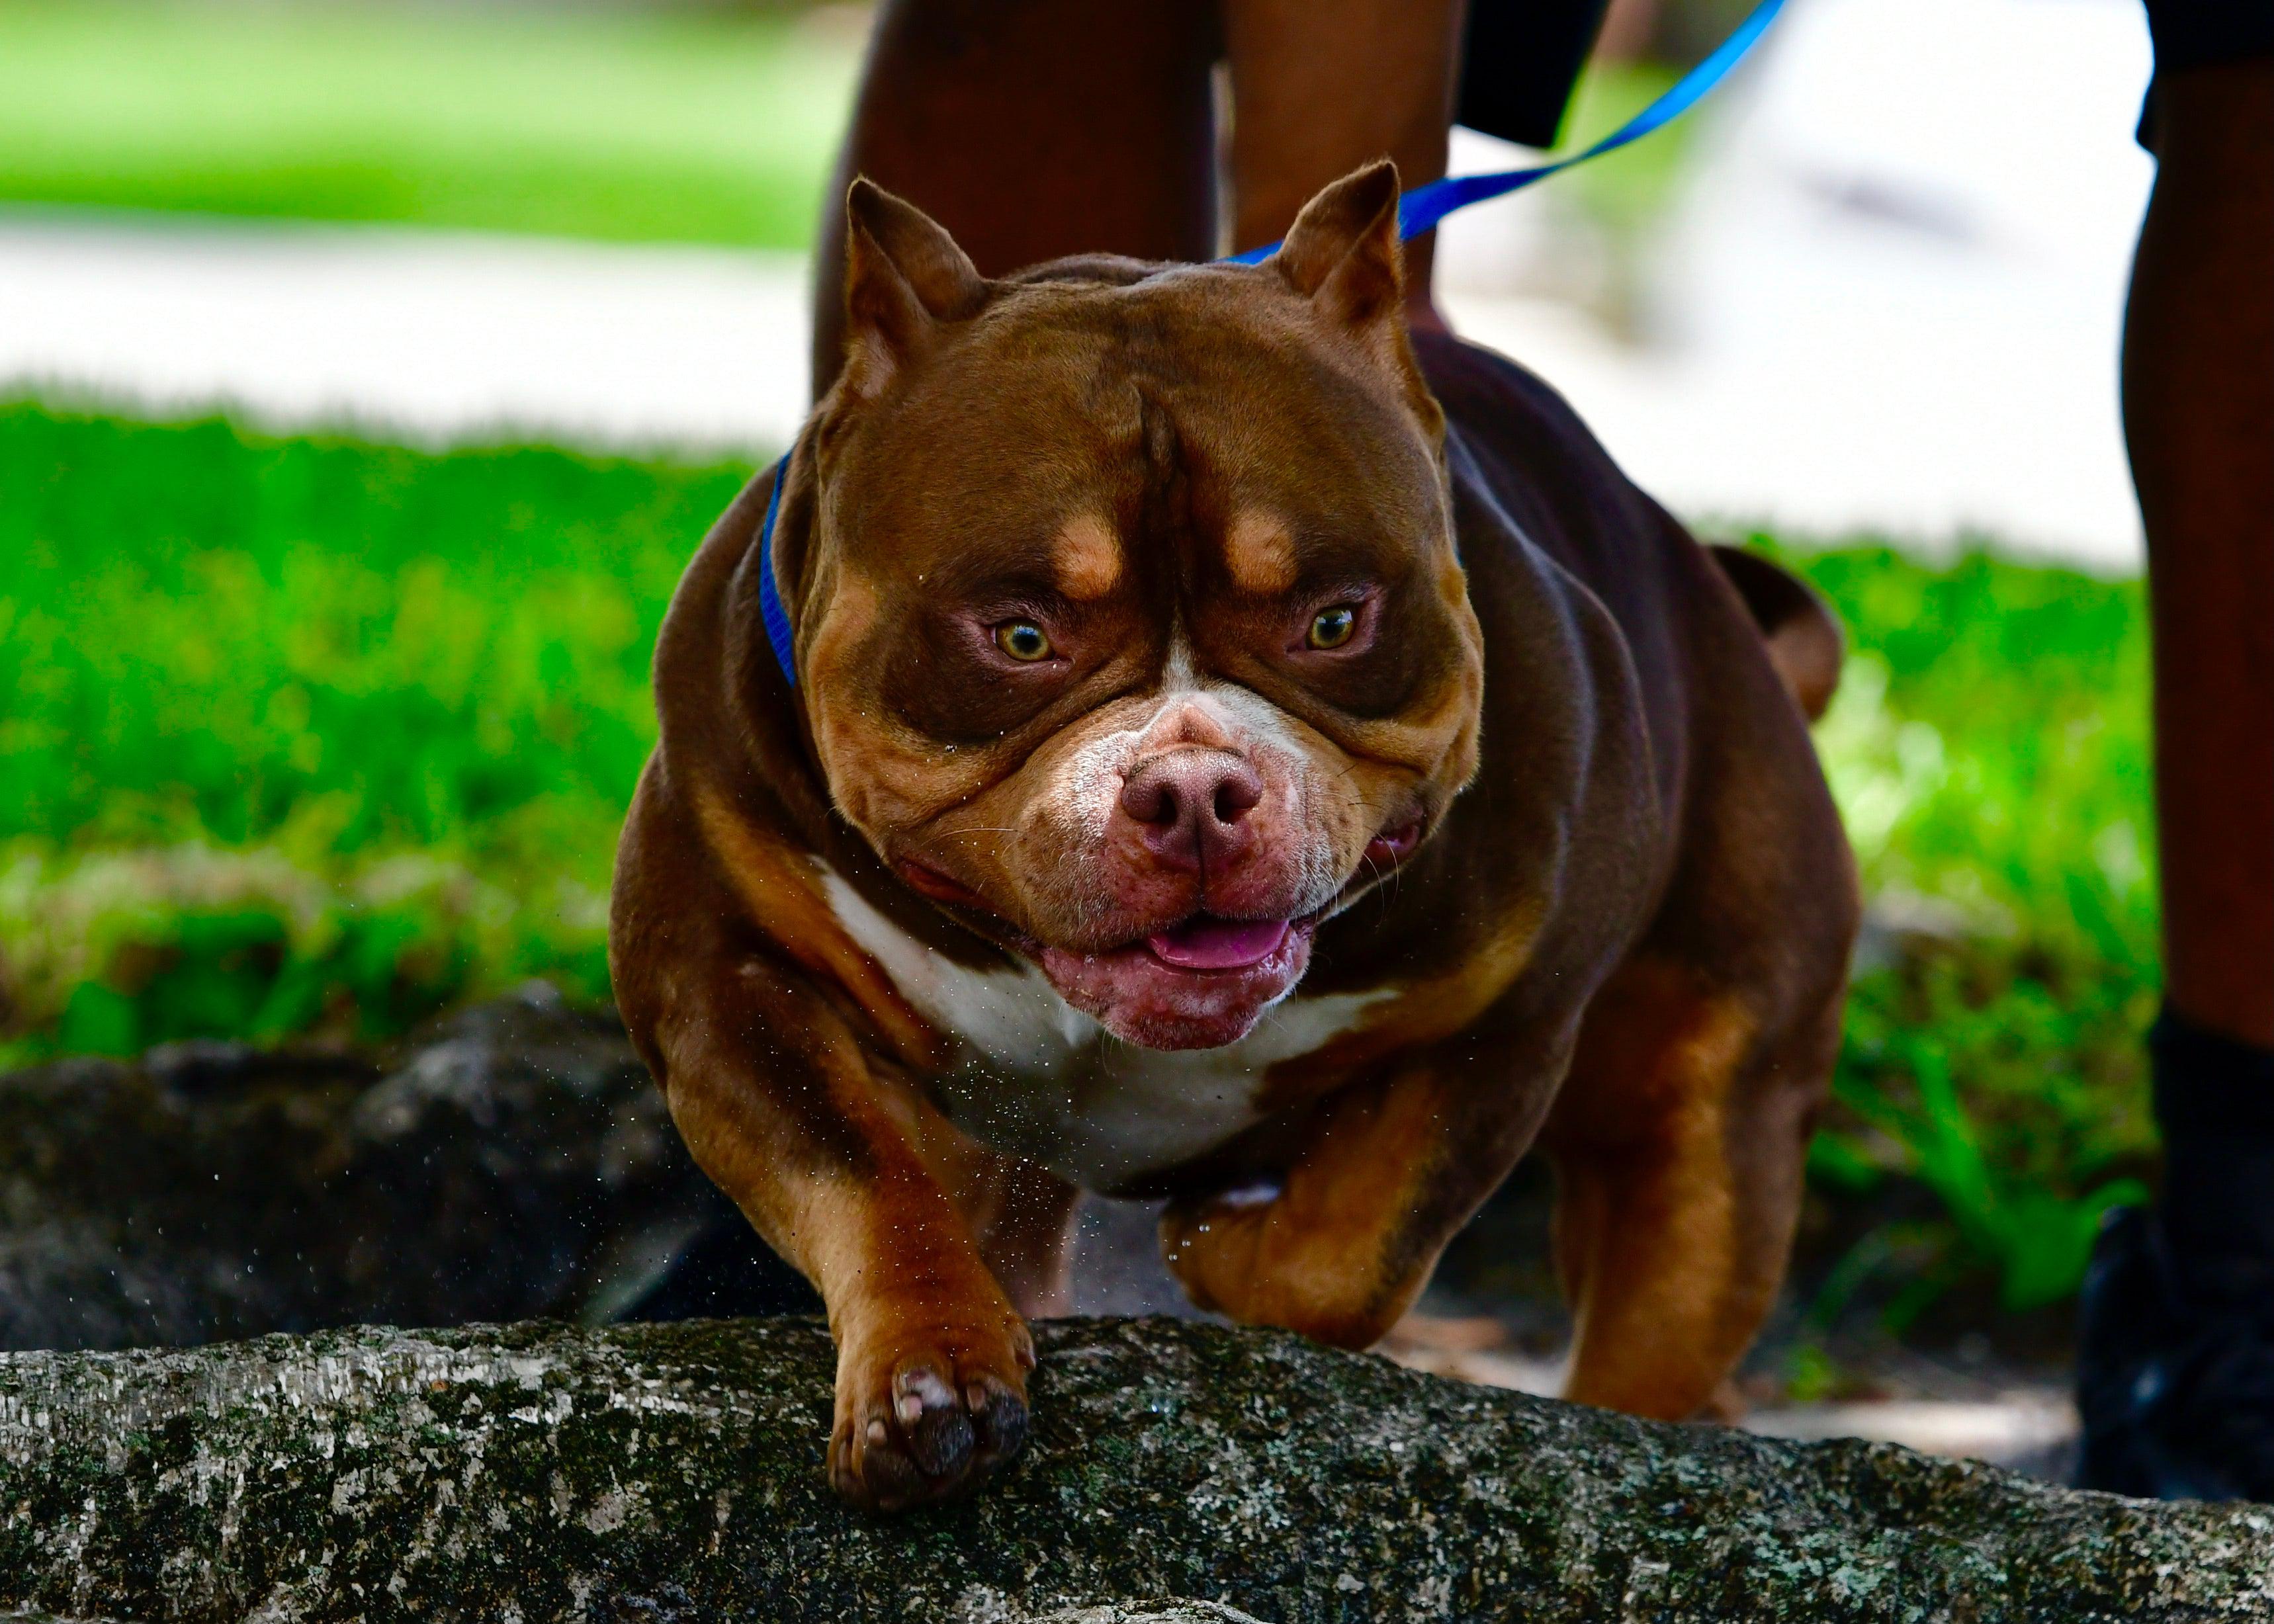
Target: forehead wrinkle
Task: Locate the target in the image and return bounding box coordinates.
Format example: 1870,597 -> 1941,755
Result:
1329,684 -> 1479,776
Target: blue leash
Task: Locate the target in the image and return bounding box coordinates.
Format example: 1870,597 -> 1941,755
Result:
758,0 -> 1784,685
1229,0 -> 1784,264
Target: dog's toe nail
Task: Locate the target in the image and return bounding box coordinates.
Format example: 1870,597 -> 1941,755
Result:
891,1365 -> 974,1478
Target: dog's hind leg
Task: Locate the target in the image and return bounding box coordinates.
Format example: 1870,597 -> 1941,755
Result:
1540,957 -> 1840,1420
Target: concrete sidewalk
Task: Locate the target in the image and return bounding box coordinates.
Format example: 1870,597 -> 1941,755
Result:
0,210 -> 814,458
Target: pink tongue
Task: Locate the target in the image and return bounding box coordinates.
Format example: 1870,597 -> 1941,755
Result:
1147,916 -> 1291,970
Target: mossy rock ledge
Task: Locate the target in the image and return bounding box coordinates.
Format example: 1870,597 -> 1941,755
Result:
4,1318 -> 2271,1623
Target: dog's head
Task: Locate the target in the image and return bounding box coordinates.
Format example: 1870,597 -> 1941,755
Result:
771,161 -> 1485,1050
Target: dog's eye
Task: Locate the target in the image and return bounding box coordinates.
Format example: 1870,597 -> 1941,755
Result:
994,620 -> 1055,662
1306,606 -> 1359,650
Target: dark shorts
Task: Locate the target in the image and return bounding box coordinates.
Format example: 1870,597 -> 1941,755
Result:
1457,0 -> 2274,150
2144,0 -> 2274,73
1456,0 -> 1615,149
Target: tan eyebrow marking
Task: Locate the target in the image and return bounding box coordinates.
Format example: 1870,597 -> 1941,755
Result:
1054,513 -> 1122,599
1225,511 -> 1297,596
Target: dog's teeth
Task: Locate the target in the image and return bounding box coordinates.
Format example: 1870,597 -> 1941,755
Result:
896,1394 -> 924,1423
866,1420 -> 889,1446
966,1382 -> 988,1410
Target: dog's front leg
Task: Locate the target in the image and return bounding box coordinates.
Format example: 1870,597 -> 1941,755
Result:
650,952 -> 1033,1512
1159,1035 -> 1564,1350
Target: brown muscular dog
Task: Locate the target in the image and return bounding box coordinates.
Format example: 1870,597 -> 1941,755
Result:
609,160 -> 1857,1512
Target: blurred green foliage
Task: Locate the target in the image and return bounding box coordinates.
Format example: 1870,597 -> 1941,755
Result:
0,406 -> 2158,1313
0,401 -> 750,1059
1779,539 -> 2158,1320
0,0 -> 859,247
1553,61 -> 1695,254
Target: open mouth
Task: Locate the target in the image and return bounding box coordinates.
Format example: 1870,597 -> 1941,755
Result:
1038,911 -> 1320,1050
900,814 -> 1423,1052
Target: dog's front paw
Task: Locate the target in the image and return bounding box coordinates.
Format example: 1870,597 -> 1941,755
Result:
828,1303 -> 1035,1512
1159,1191 -> 1282,1322
1160,1185 -> 1415,1351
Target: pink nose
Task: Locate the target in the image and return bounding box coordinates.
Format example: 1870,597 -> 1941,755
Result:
1117,749 -> 1265,874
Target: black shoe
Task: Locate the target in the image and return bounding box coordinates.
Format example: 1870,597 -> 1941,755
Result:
2076,1204 -> 2274,1500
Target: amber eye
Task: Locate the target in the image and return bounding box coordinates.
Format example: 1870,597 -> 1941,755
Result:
994,620 -> 1054,662
1307,605 -> 1359,650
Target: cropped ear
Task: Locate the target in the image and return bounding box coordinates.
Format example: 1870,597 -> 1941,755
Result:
1272,159 -> 1443,447
1273,159 -> 1406,340
840,178 -> 989,400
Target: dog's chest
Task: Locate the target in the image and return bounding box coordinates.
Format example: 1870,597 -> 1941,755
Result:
819,869 -> 1388,1188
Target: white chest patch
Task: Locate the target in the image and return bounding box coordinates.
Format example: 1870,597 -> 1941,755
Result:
818,866 -> 1393,1187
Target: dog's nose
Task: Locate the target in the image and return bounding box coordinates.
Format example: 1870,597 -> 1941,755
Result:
1118,749 -> 1264,873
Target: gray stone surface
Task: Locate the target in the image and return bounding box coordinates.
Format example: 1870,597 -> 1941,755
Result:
0,988 -> 786,1351
1023,1601 -> 1273,1610
3,1316 -> 2271,1623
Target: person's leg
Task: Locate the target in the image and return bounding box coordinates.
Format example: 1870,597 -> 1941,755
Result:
809,0 -> 1219,398
2077,53 -> 2274,1500
810,1 -> 1616,372
1219,0 -> 1469,331
2125,61 -> 2274,1053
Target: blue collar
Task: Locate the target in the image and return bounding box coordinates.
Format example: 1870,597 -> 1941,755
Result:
756,453 -> 797,687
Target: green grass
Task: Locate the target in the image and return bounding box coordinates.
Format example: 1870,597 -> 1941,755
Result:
1781,540 -> 2158,1323
0,402 -> 753,1056
0,0 -> 861,247
0,402 -> 2159,1314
